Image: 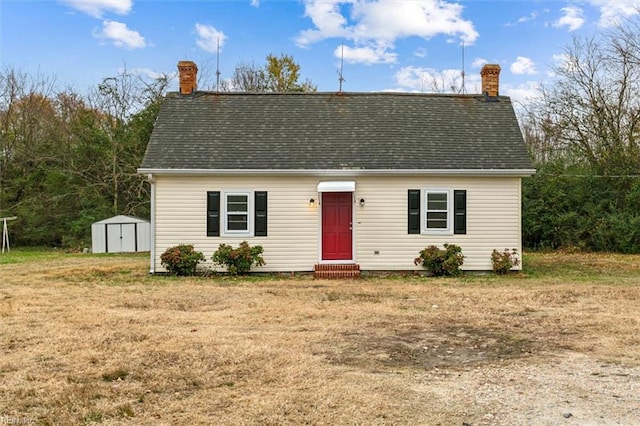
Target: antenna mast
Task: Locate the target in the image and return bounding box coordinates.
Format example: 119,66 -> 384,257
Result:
338,43 -> 345,92
461,41 -> 466,94
216,38 -> 221,92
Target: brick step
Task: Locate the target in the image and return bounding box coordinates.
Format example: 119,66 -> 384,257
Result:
314,264 -> 361,279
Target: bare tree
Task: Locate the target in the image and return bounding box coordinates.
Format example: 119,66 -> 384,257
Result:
225,54 -> 316,92
86,67 -> 169,215
421,69 -> 465,94
230,61 -> 267,92
527,14 -> 640,174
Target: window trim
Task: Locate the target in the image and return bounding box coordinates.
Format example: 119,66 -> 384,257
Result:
222,191 -> 253,236
423,188 -> 453,235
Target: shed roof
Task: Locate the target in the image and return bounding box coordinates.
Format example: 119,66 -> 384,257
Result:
140,92 -> 534,173
93,215 -> 149,225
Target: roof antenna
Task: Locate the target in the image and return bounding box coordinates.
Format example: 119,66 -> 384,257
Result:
461,40 -> 466,94
338,43 -> 345,92
216,37 -> 221,92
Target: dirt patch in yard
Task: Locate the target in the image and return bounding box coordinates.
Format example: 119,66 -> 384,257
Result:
323,324 -> 535,371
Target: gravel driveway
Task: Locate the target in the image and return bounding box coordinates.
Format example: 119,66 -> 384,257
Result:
414,351 -> 640,425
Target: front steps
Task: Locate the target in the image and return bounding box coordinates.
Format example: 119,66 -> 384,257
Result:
314,263 -> 361,279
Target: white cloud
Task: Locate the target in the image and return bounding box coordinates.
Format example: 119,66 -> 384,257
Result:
335,44 -> 397,65
510,56 -> 537,75
394,66 -> 477,93
61,0 -> 132,18
551,53 -> 570,70
195,23 -> 227,53
414,47 -> 427,58
296,0 -> 350,46
505,11 -> 539,27
349,0 -> 478,44
548,52 -> 580,76
394,66 -> 425,90
93,20 -> 145,49
128,67 -> 165,80
588,0 -> 639,27
502,81 -> 542,108
553,6 -> 585,31
471,57 -> 488,69
297,0 -> 478,65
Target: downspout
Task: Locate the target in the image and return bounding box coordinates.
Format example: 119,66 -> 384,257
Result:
148,173 -> 156,274
517,177 -> 523,271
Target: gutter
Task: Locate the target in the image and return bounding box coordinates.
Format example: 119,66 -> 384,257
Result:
147,173 -> 156,274
137,168 -> 537,177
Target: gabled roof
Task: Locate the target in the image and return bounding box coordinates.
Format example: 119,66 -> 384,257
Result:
93,215 -> 149,225
140,92 -> 534,175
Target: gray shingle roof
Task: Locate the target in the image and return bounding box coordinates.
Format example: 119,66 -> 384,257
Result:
140,92 -> 533,172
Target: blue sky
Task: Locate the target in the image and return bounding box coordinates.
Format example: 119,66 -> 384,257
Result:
2,0 -> 639,106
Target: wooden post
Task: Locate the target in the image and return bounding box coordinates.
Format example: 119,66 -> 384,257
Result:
1,217 -> 17,253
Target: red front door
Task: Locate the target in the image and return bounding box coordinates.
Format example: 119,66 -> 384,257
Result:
322,192 -> 353,260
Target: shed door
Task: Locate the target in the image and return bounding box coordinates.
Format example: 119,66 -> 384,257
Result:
120,224 -> 136,252
322,192 -> 352,260
106,224 -> 119,253
106,223 -> 136,253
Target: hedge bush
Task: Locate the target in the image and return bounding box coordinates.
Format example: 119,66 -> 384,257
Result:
160,244 -> 205,276
212,241 -> 265,276
491,248 -> 520,275
414,243 -> 464,276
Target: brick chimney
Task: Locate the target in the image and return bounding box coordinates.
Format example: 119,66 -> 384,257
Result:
177,61 -> 198,95
480,64 -> 501,97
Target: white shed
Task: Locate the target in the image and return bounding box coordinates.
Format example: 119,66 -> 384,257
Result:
91,215 -> 150,253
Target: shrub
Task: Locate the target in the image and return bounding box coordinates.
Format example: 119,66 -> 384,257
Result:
160,244 -> 205,276
414,243 -> 464,276
491,248 -> 520,275
212,241 -> 265,275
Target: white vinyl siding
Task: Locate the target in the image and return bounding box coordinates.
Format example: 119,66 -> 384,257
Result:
152,175 -> 523,272
355,176 -> 522,271
154,176 -> 319,272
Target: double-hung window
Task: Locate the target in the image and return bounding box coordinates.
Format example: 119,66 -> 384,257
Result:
225,193 -> 250,234
425,190 -> 450,232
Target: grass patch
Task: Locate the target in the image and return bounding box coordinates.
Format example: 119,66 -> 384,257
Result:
523,251 -> 640,281
1,251 -> 639,424
0,247 -> 64,265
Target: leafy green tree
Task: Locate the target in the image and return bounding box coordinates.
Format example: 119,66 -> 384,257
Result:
264,53 -> 316,92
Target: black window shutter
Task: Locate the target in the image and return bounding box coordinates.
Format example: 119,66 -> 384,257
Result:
454,190 -> 467,235
206,191 -> 220,237
254,191 -> 268,236
408,189 -> 421,234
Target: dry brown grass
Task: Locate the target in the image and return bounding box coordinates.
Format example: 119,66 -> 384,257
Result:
1,252 -> 639,425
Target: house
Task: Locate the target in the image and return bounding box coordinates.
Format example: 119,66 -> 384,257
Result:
138,61 -> 535,276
